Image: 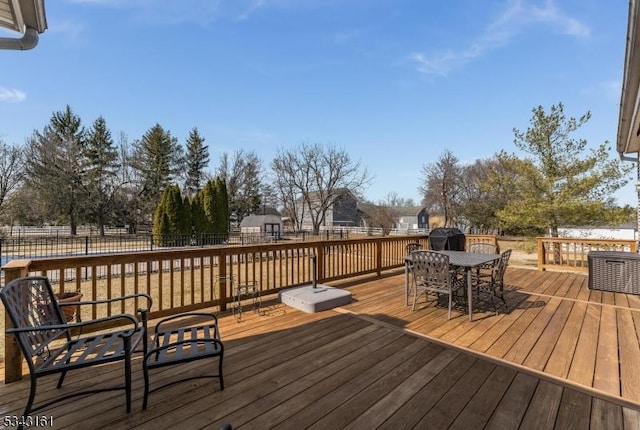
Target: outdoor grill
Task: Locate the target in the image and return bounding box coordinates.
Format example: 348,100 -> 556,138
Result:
428,228 -> 466,251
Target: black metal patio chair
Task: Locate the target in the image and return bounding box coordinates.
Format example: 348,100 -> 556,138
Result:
0,276 -> 151,427
474,249 -> 512,314
411,250 -> 463,319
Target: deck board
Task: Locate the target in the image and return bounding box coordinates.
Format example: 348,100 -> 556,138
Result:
545,301 -> 587,378
554,388 -> 592,430
593,306 -> 620,396
413,359 -> 496,429
518,380 -> 564,430
484,372 -> 539,429
448,365 -> 517,429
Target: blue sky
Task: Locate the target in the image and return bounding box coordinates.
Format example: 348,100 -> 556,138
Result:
0,0 -> 632,206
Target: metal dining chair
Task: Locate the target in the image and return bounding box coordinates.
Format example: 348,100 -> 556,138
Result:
404,243 -> 424,305
410,250 -> 462,319
468,242 -> 499,282
474,249 -> 512,314
468,242 -> 498,254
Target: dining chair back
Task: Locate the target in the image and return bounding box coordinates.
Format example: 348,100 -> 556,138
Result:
405,242 -> 423,254
475,249 -> 512,314
410,250 -> 461,319
468,242 -> 498,254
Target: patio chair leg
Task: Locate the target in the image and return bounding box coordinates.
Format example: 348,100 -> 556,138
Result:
22,373 -> 37,422
490,292 -> 498,315
56,370 -> 68,389
218,355 -> 225,390
142,360 -> 150,410
125,340 -> 132,413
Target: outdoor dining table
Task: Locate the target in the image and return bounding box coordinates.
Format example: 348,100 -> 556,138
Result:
405,250 -> 500,321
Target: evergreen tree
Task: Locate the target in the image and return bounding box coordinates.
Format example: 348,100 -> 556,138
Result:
495,103 -> 633,236
157,212 -> 170,247
84,116 -> 121,236
132,124 -> 183,221
153,184 -> 193,246
202,179 -> 217,236
181,194 -> 192,238
184,127 -> 209,197
190,191 -> 210,244
24,105 -> 86,234
165,185 -> 184,245
199,178 -> 230,242
152,187 -> 170,246
213,177 -> 229,236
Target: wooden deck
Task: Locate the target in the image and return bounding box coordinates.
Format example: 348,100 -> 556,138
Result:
2,267 -> 640,429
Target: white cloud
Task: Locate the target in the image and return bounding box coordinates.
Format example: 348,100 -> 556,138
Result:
237,0 -> 266,21
49,20 -> 85,43
0,88 -> 26,103
409,0 -> 591,77
582,79 -> 622,101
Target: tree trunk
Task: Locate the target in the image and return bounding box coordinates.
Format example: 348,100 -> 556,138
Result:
69,212 -> 77,235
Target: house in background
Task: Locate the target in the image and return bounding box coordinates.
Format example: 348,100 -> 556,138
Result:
298,189 -> 361,230
395,207 -> 429,230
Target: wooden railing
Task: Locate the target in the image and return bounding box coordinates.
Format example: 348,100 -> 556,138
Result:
537,237 -> 638,272
1,233 -> 502,382
2,234 -> 449,382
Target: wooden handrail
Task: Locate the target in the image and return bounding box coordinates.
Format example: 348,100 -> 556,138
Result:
536,237 -> 638,272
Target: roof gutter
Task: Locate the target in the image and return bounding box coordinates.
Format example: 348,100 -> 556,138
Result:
0,26 -> 39,50
618,0 -> 640,155
620,151 -> 638,163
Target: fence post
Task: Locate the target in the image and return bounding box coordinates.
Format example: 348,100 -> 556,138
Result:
3,259 -> 31,383
85,235 -> 89,255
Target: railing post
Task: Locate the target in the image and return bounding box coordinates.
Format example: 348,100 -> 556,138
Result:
376,238 -> 382,276
316,244 -> 325,283
537,238 -> 545,271
3,259 -> 31,383
218,254 -> 227,311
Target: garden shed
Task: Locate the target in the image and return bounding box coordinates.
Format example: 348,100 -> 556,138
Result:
240,215 -> 282,239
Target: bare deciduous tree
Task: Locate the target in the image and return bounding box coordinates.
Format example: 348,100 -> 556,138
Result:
419,150 -> 463,227
217,149 -> 263,223
0,139 -> 24,211
271,143 -> 371,233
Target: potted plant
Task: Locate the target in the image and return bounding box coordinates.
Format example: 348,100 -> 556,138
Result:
55,291 -> 83,322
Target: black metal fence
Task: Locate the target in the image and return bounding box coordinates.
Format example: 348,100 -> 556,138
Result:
0,230 -> 351,265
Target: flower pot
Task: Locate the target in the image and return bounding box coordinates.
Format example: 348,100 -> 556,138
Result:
55,291 -> 83,322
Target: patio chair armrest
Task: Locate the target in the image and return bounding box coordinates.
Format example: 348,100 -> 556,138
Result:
145,337 -> 223,359
6,313 -> 140,335
66,293 -> 153,312
154,312 -> 218,335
